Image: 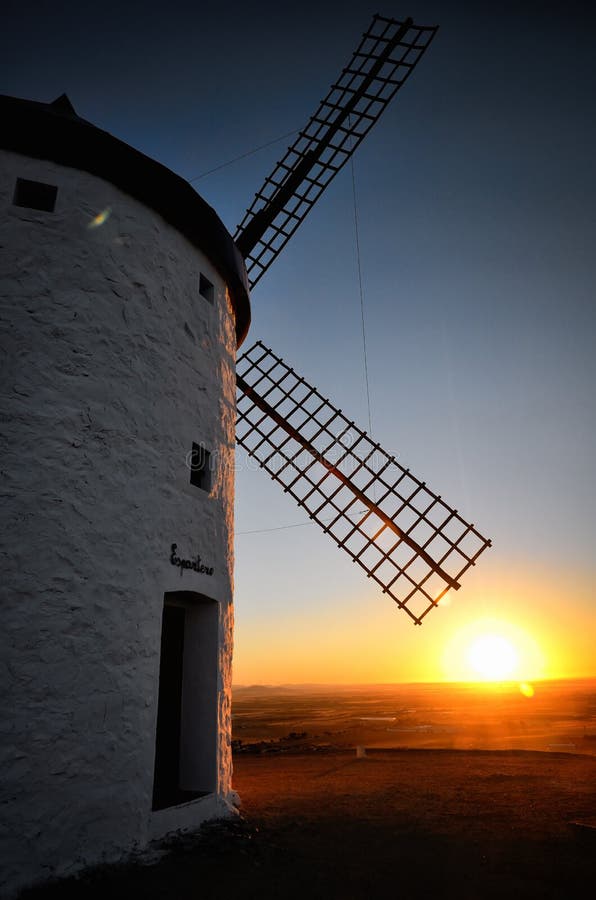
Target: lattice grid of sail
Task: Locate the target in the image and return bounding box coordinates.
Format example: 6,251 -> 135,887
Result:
234,14 -> 438,289
236,342 -> 491,625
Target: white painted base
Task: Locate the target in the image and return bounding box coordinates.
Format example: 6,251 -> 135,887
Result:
150,791 -> 239,842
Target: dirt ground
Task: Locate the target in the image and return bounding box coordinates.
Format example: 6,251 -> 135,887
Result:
22,749 -> 596,899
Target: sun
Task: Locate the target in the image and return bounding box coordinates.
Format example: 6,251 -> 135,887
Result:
467,634 -> 518,681
441,617 -> 547,683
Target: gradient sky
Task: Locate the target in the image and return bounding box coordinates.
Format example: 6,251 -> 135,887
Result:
3,0 -> 595,683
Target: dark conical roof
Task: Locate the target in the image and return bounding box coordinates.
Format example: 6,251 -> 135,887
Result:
49,93 -> 77,115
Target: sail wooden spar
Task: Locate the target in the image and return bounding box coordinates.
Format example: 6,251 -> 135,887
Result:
236,342 -> 491,625
234,14 -> 439,288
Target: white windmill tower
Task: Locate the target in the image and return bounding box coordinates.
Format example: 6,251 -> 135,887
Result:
0,13 -> 490,897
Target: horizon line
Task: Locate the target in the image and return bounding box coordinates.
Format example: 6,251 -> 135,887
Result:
232,675 -> 596,690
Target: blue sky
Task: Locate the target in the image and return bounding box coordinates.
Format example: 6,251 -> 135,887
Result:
3,0 -> 595,680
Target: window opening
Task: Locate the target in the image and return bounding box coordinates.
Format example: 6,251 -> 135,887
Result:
189,442 -> 211,492
199,273 -> 214,303
13,178 -> 58,212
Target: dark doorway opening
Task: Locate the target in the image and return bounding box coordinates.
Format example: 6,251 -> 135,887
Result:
152,593 -> 218,811
153,605 -> 199,810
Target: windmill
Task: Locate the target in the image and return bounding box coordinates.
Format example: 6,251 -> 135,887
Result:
0,13 -> 494,893
233,13 -> 491,625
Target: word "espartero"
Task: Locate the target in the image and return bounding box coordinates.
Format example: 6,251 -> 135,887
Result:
170,543 -> 214,576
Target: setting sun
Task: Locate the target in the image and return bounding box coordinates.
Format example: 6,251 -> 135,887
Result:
467,634 -> 518,681
441,618 -> 547,683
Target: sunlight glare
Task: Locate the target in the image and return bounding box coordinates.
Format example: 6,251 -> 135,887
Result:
467,634 -> 518,681
442,617 -> 546,683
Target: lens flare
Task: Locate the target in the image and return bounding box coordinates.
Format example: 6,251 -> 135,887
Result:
519,682 -> 535,698
87,207 -> 112,229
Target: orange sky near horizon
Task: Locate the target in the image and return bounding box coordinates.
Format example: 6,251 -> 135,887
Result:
232,557 -> 595,686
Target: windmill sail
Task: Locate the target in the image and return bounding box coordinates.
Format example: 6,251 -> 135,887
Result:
236,342 -> 491,625
235,14 -> 438,288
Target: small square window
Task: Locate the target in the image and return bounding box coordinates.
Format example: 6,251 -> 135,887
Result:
13,178 -> 58,212
199,273 -> 214,304
189,442 -> 211,492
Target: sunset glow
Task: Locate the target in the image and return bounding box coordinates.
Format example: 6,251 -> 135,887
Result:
440,614 -> 548,684
467,634 -> 518,681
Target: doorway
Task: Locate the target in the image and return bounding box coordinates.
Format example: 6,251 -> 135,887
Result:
152,592 -> 219,811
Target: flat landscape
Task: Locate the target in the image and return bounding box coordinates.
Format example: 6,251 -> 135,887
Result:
232,678 -> 596,756
25,679 -> 596,899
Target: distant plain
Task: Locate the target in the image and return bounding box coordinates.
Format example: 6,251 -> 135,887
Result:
232,678 -> 596,756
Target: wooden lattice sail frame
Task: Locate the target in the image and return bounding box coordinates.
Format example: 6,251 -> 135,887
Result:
235,14 -> 438,288
236,342 -> 491,625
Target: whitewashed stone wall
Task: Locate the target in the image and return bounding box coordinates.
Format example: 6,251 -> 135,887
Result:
0,150 -> 238,896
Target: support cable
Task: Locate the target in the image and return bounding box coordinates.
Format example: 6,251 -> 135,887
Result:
237,507 -> 368,536
350,155 -> 374,439
188,129 -> 299,183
